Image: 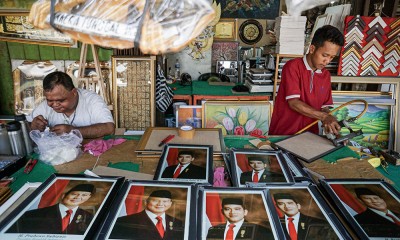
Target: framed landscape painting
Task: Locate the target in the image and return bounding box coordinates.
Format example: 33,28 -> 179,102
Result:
332,96 -> 395,150
202,100 -> 271,136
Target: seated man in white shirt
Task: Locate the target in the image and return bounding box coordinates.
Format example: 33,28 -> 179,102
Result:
28,71 -> 114,138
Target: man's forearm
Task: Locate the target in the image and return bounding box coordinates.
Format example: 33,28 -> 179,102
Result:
288,99 -> 329,121
75,122 -> 115,138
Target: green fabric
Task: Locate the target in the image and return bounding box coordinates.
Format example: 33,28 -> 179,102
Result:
321,146 -> 360,163
191,81 -> 270,96
376,165 -> 400,192
108,162 -> 140,172
10,161 -> 56,193
170,82 -> 192,95
103,135 -> 142,140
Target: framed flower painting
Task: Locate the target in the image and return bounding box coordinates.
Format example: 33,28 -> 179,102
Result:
202,100 -> 271,136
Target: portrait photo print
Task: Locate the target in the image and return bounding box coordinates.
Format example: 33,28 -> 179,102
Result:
0,174 -> 123,240
154,144 -> 213,184
230,149 -> 293,187
102,181 -> 196,240
199,187 -> 282,240
321,179 -> 400,239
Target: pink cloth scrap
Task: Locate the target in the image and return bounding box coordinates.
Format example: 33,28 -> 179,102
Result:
83,138 -> 127,156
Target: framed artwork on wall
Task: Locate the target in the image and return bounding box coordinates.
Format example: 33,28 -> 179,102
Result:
0,1 -> 36,14
213,18 -> 237,41
216,0 -> 280,19
0,14 -> 76,47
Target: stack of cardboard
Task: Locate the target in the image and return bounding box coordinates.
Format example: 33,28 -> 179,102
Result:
275,16 -> 307,55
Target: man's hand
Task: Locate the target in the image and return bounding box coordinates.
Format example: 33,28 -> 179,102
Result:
31,115 -> 48,131
321,114 -> 341,136
50,124 -> 73,135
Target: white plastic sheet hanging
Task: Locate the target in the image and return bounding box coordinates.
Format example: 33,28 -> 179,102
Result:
28,0 -> 215,54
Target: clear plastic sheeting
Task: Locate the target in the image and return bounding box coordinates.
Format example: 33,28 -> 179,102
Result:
285,0 -> 335,17
30,128 -> 83,165
28,0 -> 215,54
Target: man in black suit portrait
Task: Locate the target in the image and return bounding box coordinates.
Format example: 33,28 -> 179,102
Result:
274,193 -> 335,240
7,183 -> 95,234
207,197 -> 273,239
240,156 -> 286,185
161,150 -> 206,179
110,189 -> 184,240
353,187 -> 400,238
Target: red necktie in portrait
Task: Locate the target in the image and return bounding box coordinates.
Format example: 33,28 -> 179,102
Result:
62,209 -> 72,232
288,217 -> 297,240
156,216 -> 165,237
386,213 -> 400,226
173,165 -> 183,178
226,223 -> 235,240
253,171 -> 259,183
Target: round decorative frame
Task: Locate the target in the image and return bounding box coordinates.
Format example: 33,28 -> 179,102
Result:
239,19 -> 263,45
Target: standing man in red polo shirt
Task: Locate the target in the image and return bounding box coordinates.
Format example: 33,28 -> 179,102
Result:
269,25 -> 344,136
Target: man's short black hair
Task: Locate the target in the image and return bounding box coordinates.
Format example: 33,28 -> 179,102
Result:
149,190 -> 172,199
65,184 -> 95,196
43,71 -> 75,91
354,188 -> 379,198
178,150 -> 194,157
274,193 -> 298,204
311,25 -> 344,49
247,156 -> 269,164
222,198 -> 246,209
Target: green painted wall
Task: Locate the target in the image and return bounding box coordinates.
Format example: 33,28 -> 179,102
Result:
0,41 -> 113,115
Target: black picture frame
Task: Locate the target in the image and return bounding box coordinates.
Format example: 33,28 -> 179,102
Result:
198,186 -> 285,240
280,152 -> 311,182
265,183 -> 351,240
320,178 -> 400,239
229,149 -> 294,187
0,173 -> 124,240
97,180 -> 197,240
154,144 -> 213,184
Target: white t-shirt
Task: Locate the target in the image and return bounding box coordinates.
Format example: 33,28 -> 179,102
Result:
26,88 -> 114,127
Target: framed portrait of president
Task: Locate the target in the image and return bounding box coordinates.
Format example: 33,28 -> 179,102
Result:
229,149 -> 294,187
198,186 -> 284,240
320,179 -> 400,239
0,174 -> 124,240
154,144 -> 213,184
98,180 -> 197,240
266,184 -> 351,240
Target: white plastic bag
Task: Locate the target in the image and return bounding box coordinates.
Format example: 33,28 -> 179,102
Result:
30,128 -> 83,165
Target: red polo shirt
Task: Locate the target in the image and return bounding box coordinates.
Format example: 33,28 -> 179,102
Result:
269,57 -> 333,135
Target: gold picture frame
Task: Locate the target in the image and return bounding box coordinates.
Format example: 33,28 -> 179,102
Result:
213,18 -> 237,41
112,56 -> 156,131
0,14 -> 76,47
